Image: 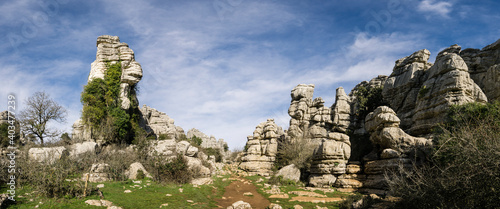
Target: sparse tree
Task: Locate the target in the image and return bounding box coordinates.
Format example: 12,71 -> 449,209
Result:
19,91 -> 67,145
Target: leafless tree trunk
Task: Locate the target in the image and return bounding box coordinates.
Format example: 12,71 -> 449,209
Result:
19,91 -> 67,145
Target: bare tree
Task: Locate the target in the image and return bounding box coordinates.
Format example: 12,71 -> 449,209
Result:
19,91 -> 67,145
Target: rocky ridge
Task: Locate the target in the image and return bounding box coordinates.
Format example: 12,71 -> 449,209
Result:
240,38 -> 500,193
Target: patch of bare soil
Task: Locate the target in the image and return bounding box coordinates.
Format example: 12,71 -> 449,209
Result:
214,176 -> 270,209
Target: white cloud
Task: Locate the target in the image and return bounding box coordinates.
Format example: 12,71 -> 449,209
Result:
417,0 -> 453,18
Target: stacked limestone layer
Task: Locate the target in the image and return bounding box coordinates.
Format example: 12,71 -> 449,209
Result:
383,45 -> 488,135
240,119 -> 283,176
139,105 -> 185,140
360,106 -> 432,194
460,39 -> 500,101
186,128 -> 229,157
73,35 -> 144,141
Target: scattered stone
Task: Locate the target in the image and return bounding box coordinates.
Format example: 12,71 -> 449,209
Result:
191,177 -> 213,186
227,200 -> 252,209
289,191 -> 326,198
187,200 -> 194,203
179,188 -> 183,193
97,184 -> 105,188
293,205 -> 304,209
166,194 -> 172,197
267,203 -> 283,209
160,203 -> 169,208
269,194 -> 289,199
289,196 -> 342,203
243,192 -> 253,196
124,190 -> 132,193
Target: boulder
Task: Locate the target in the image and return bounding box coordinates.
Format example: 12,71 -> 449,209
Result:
227,200 -> 252,209
276,164 -> 300,182
124,162 -> 152,180
139,105 -> 184,140
28,147 -> 66,163
69,142 -> 97,157
83,163 -> 110,182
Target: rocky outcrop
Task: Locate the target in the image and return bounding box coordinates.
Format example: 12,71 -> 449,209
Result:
149,139 -> 213,176
288,84 -> 333,145
382,45 -> 488,135
331,87 -> 351,133
460,38 -> 500,101
28,147 -> 67,163
308,132 -> 351,187
89,35 -> 143,110
411,45 -> 487,135
186,128 -> 229,156
361,106 -> 432,194
68,142 -> 97,157
240,119 -> 284,176
383,49 -> 432,130
71,119 -> 92,142
139,105 -> 185,140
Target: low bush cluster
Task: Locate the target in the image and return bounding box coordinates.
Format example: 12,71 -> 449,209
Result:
147,154 -> 195,184
386,102 -> 500,209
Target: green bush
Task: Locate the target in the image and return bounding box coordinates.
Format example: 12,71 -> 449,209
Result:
387,102 -> 500,209
136,169 -> 145,180
353,85 -> 385,120
80,62 -> 140,144
267,175 -> 297,186
147,154 -> 194,184
203,147 -> 223,162
190,135 -> 203,146
275,137 -> 315,171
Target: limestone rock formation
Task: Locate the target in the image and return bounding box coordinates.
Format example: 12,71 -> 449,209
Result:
308,132 -> 351,187
89,35 -> 143,110
365,106 -> 430,153
460,38 -> 500,101
68,142 -> 97,157
411,46 -> 487,134
186,128 -> 229,156
383,49 -> 432,129
28,147 -> 66,163
383,45 -> 487,135
331,87 -> 351,133
240,119 -> 284,176
288,84 -> 333,145
139,105 -> 185,140
71,119 -> 92,141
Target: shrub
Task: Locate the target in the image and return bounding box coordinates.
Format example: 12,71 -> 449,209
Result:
353,85 -> 385,120
275,137 -> 315,170
136,169 -> 145,180
386,102 -> 500,209
17,151 -> 97,198
147,154 -> 194,184
203,147 -> 223,162
190,135 -> 203,146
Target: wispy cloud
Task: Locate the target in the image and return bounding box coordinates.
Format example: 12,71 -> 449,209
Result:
417,0 -> 453,18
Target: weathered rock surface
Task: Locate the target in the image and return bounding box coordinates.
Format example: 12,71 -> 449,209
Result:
227,200 -> 252,209
308,133 -> 351,187
186,128 -> 229,158
240,119 -> 284,176
124,162 -> 152,180
89,35 -> 143,110
331,87 -> 351,133
28,147 -> 66,163
460,38 -> 500,101
276,164 -> 301,182
139,105 -> 185,140
83,163 -> 110,182
411,46 -> 487,134
68,142 -> 97,157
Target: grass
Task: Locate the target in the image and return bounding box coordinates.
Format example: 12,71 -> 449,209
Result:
244,175 -> 352,209
2,174 -> 232,209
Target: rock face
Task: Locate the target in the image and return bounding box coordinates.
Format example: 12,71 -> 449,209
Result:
383,45 -> 487,135
240,119 -> 284,176
288,84 -> 333,145
186,128 -> 229,157
149,139 -> 212,177
124,162 -> 152,180
28,147 -> 67,163
68,142 -> 97,157
460,38 -> 500,101
139,105 -> 185,140
308,133 -> 351,187
83,163 -> 111,182
89,35 -> 143,110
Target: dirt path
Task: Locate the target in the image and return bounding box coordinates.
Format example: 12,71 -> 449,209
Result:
214,176 -> 271,209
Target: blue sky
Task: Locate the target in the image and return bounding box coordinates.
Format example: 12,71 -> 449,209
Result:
1,0 -> 499,149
